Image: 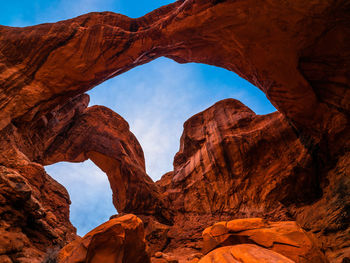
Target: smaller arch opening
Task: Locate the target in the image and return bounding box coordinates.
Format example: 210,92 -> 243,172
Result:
45,160 -> 117,236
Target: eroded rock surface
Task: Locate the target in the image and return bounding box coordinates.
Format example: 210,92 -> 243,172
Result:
57,214 -> 149,263
0,0 -> 348,145
0,94 -> 170,261
155,99 -> 348,262
202,218 -> 327,263
0,0 -> 349,262
198,244 -> 295,263
159,99 -> 318,216
0,151 -> 76,262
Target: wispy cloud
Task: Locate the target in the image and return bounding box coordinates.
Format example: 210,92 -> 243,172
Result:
89,58 -> 203,180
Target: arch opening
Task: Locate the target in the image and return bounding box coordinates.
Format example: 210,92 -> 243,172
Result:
45,160 -> 116,236
43,57 -> 276,236
88,57 -> 276,181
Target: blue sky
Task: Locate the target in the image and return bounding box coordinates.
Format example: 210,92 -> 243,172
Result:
2,1 -> 276,236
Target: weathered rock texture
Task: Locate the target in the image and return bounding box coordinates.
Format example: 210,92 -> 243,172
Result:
198,244 -> 295,263
154,100 -> 348,262
57,214 -> 150,263
0,0 -> 349,262
202,218 -> 327,263
0,0 -> 348,144
0,93 -> 170,262
41,99 -> 172,224
160,99 -> 318,215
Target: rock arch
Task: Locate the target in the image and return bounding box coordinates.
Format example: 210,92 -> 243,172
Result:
0,0 -> 349,261
40,95 -> 172,224
0,0 -> 348,144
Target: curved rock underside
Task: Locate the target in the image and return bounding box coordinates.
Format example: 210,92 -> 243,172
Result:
0,0 -> 349,262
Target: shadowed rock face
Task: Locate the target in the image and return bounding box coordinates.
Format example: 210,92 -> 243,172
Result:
40,100 -> 172,224
0,0 -> 349,262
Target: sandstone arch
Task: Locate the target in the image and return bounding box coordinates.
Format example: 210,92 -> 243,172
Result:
0,0 -> 349,262
0,0 -> 348,145
41,96 -> 172,224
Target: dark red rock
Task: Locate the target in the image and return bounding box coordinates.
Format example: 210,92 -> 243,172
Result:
41,104 -> 172,224
156,99 -> 348,262
160,99 -> 318,215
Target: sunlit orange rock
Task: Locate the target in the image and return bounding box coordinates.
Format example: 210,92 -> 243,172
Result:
57,214 -> 150,263
198,244 -> 295,263
155,99 -> 314,252
202,218 -> 328,263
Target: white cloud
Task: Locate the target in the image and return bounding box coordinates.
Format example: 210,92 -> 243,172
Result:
88,58 -> 275,180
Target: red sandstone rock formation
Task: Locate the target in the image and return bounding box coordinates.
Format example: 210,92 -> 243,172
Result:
202,218 -> 327,263
158,99 -> 318,216
0,0 -> 348,144
0,93 -> 171,262
198,244 -> 295,263
152,99 -> 349,262
41,101 -> 172,224
0,0 -> 349,262
57,214 -> 149,263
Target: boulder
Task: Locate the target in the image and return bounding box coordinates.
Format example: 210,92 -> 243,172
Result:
57,214 -> 150,263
